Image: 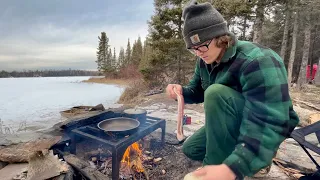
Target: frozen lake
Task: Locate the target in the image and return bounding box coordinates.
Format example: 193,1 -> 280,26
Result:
0,76 -> 124,133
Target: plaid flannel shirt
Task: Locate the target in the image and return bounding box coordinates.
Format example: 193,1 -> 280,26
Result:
182,40 -> 300,178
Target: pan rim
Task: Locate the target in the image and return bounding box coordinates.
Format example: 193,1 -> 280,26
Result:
97,117 -> 140,132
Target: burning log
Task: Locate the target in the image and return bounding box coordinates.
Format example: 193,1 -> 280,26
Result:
63,154 -> 108,180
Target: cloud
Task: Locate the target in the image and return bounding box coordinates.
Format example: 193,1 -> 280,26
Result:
0,0 -> 154,71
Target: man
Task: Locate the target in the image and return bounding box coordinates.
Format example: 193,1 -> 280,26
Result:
166,1 -> 299,180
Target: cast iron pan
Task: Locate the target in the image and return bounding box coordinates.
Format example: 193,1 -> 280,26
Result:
97,117 -> 140,136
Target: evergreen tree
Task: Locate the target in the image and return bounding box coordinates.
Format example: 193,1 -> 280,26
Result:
124,39 -> 131,66
118,47 -> 125,68
146,0 -> 195,86
131,37 -> 143,66
113,47 -> 117,68
96,32 -> 110,72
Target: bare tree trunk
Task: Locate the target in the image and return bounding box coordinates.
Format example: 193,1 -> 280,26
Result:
280,1 -> 291,61
297,7 -> 312,88
253,0 -> 264,44
242,16 -> 247,40
315,60 -> 320,85
288,11 -> 299,84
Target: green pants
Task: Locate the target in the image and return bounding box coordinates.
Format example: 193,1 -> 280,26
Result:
182,84 -> 245,165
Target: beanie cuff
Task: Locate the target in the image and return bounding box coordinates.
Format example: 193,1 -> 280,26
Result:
183,21 -> 230,49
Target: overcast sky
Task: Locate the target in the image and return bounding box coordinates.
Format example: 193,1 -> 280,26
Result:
0,0 -> 154,71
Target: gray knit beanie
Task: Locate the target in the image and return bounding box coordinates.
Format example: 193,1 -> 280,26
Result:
182,0 -> 232,49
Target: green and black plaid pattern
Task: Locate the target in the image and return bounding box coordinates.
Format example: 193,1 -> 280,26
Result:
182,40 -> 300,178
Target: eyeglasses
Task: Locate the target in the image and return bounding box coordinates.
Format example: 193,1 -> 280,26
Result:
188,39 -> 213,54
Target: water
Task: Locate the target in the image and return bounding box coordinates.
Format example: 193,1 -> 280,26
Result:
0,76 -> 124,133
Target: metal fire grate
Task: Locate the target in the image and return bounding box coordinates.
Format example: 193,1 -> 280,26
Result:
69,116 -> 166,180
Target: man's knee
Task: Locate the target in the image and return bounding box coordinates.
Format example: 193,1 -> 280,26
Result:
182,139 -> 204,161
204,84 -> 230,101
182,140 -> 192,158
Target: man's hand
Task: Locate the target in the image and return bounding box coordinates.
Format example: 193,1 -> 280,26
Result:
192,164 -> 236,180
166,84 -> 182,100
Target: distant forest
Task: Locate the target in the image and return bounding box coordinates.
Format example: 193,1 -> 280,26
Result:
0,69 -> 99,78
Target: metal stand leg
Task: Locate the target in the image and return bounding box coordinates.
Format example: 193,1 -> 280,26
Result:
112,148 -> 125,180
70,134 -> 77,154
161,122 -> 166,146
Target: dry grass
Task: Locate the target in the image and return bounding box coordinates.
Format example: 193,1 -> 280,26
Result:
118,79 -> 149,105
82,77 -> 130,86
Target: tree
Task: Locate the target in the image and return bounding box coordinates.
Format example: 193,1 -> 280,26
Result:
280,0 -> 292,61
297,2 -> 311,88
253,0 -> 265,43
96,32 -> 110,72
315,60 -> 320,84
145,0 -> 195,86
113,47 -> 117,69
131,37 -> 143,67
124,39 -> 131,66
287,11 -> 299,84
118,47 -> 125,68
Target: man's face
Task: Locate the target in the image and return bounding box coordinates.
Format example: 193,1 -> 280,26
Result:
189,38 -> 223,64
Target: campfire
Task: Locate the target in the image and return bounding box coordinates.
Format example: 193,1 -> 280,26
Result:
53,110 -> 166,180
84,140 -> 163,180
121,142 -> 144,173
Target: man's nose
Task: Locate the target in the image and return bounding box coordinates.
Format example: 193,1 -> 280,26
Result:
196,50 -> 203,56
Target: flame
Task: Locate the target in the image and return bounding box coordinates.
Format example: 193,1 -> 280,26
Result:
121,142 -> 144,172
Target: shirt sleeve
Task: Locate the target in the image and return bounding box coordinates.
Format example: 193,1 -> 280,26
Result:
182,60 -> 204,104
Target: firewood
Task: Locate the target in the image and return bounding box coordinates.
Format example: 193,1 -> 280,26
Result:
63,154 -> 108,180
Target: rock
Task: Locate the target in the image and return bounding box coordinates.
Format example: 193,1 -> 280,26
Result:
145,151 -> 151,155
153,157 -> 162,163
27,150 -> 70,180
162,169 -> 166,175
245,164 -> 290,180
0,161 -> 8,170
0,136 -> 61,163
277,139 -> 320,171
293,105 -> 318,127
91,157 -> 97,162
0,163 -> 28,180
308,113 -> 320,124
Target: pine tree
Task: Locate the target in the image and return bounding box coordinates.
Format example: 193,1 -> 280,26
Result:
113,47 -> 117,69
118,47 -> 125,68
131,37 -> 143,66
124,39 -> 131,66
146,0 -> 195,86
96,32 -> 110,73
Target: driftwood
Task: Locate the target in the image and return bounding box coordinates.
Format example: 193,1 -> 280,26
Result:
0,136 -> 61,163
63,154 -> 108,180
293,99 -> 320,111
